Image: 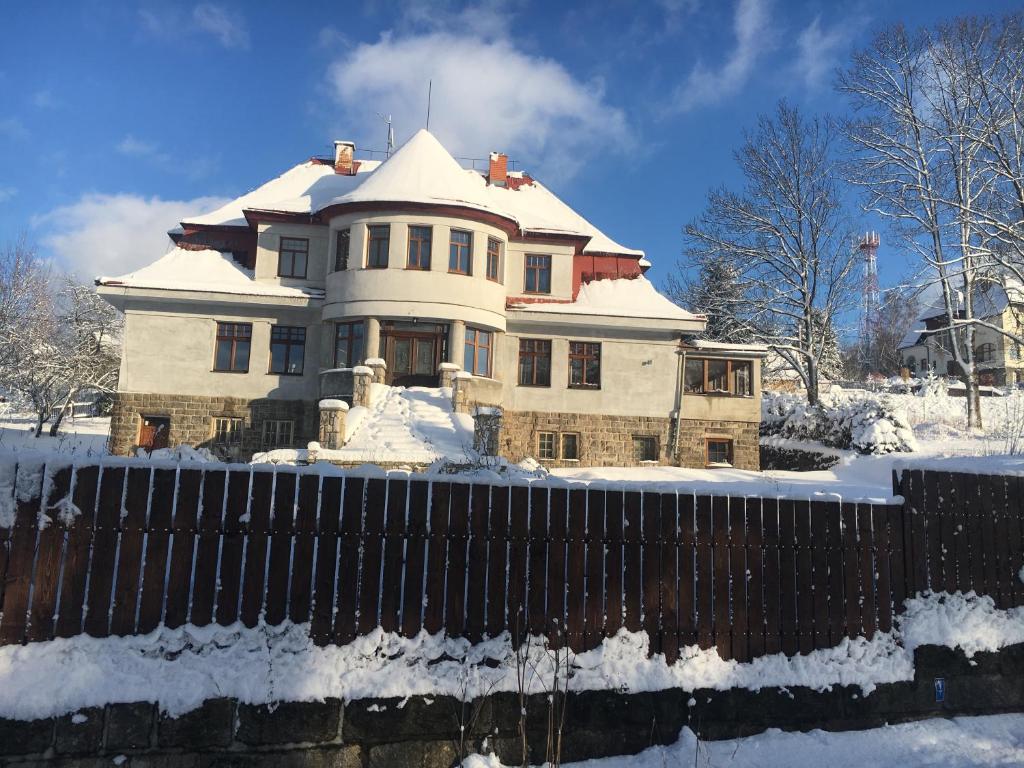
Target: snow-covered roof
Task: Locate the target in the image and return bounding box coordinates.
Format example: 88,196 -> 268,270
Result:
688,339 -> 769,354
900,278 -> 1023,349
97,247 -> 324,299
513,277 -> 697,322
181,129 -> 642,258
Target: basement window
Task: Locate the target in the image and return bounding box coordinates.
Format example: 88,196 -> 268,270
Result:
632,435 -> 658,463
706,438 -> 734,467
538,431 -> 557,460
561,433 -> 580,461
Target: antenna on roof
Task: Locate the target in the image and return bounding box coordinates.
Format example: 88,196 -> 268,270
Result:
426,80 -> 432,131
376,112 -> 395,157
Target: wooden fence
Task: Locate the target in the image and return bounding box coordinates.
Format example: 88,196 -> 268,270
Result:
0,460 -> 1022,663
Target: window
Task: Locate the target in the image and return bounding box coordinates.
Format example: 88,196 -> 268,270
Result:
449,229 -> 472,274
278,237 -> 308,278
334,321 -> 365,368
367,225 -> 390,268
538,432 -> 557,460
561,433 -> 579,461
568,341 -> 601,389
212,417 -> 244,445
633,436 -> 659,463
683,359 -> 753,396
947,361 -> 957,376
486,238 -> 502,282
518,339 -> 551,386
524,254 -> 551,294
906,356 -> 917,374
706,438 -> 734,467
408,225 -> 432,270
976,343 -> 996,363
261,420 -> 294,449
269,326 -> 306,375
334,228 -> 350,271
214,322 -> 251,372
464,328 -> 492,376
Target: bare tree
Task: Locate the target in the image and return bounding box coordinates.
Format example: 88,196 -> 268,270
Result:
681,101 -> 859,404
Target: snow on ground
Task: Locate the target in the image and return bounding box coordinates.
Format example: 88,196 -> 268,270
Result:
0,592 -> 1019,720
0,414 -> 110,458
464,714 -> 1024,767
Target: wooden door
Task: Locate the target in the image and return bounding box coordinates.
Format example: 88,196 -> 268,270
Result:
139,416 -> 170,452
385,333 -> 439,387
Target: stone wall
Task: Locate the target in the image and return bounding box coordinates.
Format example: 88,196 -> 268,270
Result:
109,393 -> 318,458
2,643 -> 1022,766
501,411 -> 760,470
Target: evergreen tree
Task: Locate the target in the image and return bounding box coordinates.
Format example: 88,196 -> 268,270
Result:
666,258 -> 756,343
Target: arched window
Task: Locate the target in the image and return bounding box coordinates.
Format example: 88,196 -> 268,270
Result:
975,343 -> 996,363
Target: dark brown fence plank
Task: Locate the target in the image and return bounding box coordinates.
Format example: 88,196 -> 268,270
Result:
380,479 -> 410,634
445,482 -> 471,637
964,473 -> 985,595
762,498 -> 781,655
695,495 -> 714,650
605,490 -> 624,637
841,503 -> 860,639
777,499 -> 798,656
506,485 -> 528,642
923,469 -> 944,592
678,494 -> 697,649
357,477 -> 387,635
1008,476 -> 1024,607
311,475 -> 342,644
810,501 -> 830,651
794,500 -> 814,655
623,491 -> 643,634
746,497 -> 764,660
546,487 -> 568,644
908,470 -> 929,594
163,468 -> 201,630
0,462 -> 43,645
288,473 -> 320,625
937,472 -> 958,595
465,483 -> 491,642
110,467 -> 152,635
978,475 -> 1000,602
0,462 -> 14,629
240,470 -> 273,628
137,468 -> 176,634
712,495 -> 731,660
485,485 -> 509,639
659,493 -> 679,662
991,476 -> 1013,609
951,473 -> 972,595
56,465 -> 100,638
566,489 -> 587,649
889,477 -> 909,610
641,492 -> 661,656
583,489 -> 605,649
334,476 -> 365,642
265,471 -> 297,626
728,497 -> 748,662
215,469 -> 251,628
84,465 -> 128,637
423,482 -> 451,636
527,486 -> 549,635
28,466 -> 74,642
401,480 -> 430,637
189,469 -> 226,627
826,503 -> 844,647
872,505 -> 890,634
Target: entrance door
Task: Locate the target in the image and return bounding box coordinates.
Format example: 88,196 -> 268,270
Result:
385,332 -> 441,387
139,415 -> 170,452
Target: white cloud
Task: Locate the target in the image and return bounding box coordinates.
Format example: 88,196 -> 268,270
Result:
32,193 -> 229,279
672,0 -> 772,111
0,186 -> 16,203
192,4 -> 250,50
116,134 -> 162,158
31,89 -> 58,109
0,117 -> 28,140
327,32 -> 631,179
794,15 -> 863,90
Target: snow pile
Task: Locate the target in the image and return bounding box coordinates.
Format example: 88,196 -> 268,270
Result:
762,391 -> 917,454
140,445 -> 220,463
2,591 -> 1021,720
515,276 -> 698,322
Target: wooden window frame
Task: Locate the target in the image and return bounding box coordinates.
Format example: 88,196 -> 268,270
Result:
211,416 -> 244,445
334,228 -> 350,272
568,341 -> 601,389
277,237 -> 309,279
683,358 -> 754,397
486,237 -> 502,282
213,322 -> 252,373
524,254 -> 552,294
407,225 -> 432,270
705,437 -> 734,467
366,225 -> 390,269
975,343 -> 996,363
517,338 -> 551,387
560,432 -> 580,461
261,419 -> 294,450
632,435 -> 659,463
464,327 -> 492,377
334,321 -> 365,368
538,431 -> 557,460
449,229 -> 473,275
269,325 -> 306,376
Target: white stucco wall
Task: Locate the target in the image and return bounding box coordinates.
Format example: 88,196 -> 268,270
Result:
254,223 -> 329,291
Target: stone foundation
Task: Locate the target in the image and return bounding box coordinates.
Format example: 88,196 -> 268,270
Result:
675,419 -> 760,470
109,393 -> 318,458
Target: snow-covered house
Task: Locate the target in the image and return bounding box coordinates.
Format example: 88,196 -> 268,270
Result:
98,130 -> 766,468
898,281 -> 1024,387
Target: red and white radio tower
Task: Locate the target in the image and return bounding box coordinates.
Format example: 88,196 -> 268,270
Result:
859,232 -> 880,348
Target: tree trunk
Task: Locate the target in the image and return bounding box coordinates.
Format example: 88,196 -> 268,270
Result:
49,390 -> 76,436
33,410 -> 46,438
959,364 -> 983,430
805,357 -> 819,405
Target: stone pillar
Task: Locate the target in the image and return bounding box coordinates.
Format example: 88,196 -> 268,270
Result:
438,362 -> 460,388
449,320 -> 466,368
472,405 -> 502,456
317,399 -> 349,450
365,318 -> 381,363
366,358 -> 387,384
352,367 -> 373,408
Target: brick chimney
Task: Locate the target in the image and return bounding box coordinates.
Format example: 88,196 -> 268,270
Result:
334,140 -> 355,175
488,152 -> 508,187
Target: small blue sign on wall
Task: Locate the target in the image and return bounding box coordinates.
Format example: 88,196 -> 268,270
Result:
934,678 -> 946,703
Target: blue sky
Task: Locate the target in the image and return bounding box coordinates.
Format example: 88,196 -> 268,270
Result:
1,0 -> 1020,323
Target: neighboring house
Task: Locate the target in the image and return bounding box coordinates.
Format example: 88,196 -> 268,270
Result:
898,281 -> 1024,387
97,130 -> 766,468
